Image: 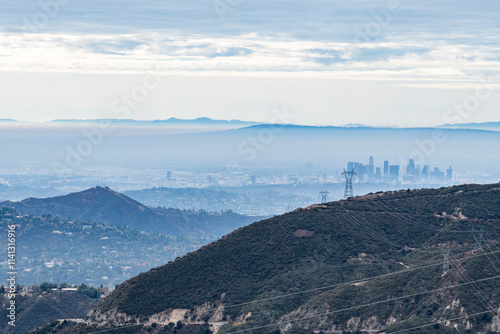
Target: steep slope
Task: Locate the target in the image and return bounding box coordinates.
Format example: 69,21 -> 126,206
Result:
0,291 -> 98,334
75,183 -> 500,333
0,187 -> 261,237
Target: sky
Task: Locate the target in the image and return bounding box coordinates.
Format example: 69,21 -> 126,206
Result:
0,0 -> 499,126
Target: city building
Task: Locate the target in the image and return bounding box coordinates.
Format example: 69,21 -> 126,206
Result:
368,156 -> 375,182
345,157 -> 453,185
389,165 -> 400,182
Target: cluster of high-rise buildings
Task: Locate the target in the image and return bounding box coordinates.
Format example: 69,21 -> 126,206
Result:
347,156 -> 452,184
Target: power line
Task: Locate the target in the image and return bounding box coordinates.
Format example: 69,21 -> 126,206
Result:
442,248 -> 450,275
341,169 -> 356,199
228,274 -> 500,334
87,274 -> 500,334
366,195 -> 500,316
81,196 -> 500,333
387,308 -> 498,333
332,202 -> 401,248
88,324 -> 142,334
483,231 -> 500,269
224,248 -> 500,310
451,260 -> 498,313
334,197 -> 442,249
319,190 -> 329,203
446,230 -> 500,315
369,197 -> 439,231
83,249 -> 500,334
473,226 -> 485,252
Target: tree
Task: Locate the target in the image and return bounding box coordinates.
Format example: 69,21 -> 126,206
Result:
40,282 -> 57,292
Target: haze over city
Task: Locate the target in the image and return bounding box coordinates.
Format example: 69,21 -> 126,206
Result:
1,1 -> 500,334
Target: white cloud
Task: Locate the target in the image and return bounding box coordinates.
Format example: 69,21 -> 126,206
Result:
1,0 -> 499,125
1,31 -> 499,86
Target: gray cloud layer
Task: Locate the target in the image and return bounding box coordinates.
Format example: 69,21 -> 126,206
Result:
1,0 -> 499,123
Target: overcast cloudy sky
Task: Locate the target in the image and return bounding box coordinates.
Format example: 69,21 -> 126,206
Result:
0,0 -> 499,126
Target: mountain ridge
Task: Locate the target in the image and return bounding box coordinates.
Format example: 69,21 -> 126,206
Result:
3,118 -> 499,131
438,121 -> 500,131
48,117 -> 261,126
67,182 -> 500,334
0,186 -> 262,237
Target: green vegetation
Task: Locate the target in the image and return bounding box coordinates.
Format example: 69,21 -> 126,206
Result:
0,291 -> 98,334
0,186 -> 262,237
0,207 -> 214,286
92,183 -> 500,333
39,282 -> 58,292
77,284 -> 101,298
23,183 -> 500,333
32,322 -> 212,334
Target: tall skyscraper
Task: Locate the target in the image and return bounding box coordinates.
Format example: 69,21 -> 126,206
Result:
368,156 -> 374,182
354,163 -> 368,182
384,160 -> 389,177
431,167 -> 445,180
447,166 -> 453,181
389,165 -> 400,182
422,165 -> 430,180
406,159 -> 415,176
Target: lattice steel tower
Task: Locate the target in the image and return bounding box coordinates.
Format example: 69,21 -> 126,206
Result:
472,227 -> 485,252
442,248 -> 450,275
320,191 -> 329,203
341,169 -> 356,199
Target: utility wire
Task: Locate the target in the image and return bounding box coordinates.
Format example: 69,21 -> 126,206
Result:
84,250 -> 500,334
228,274 -> 500,333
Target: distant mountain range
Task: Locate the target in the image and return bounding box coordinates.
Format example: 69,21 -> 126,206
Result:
2,124 -> 499,173
438,121 -> 500,131
49,117 -> 260,126
0,117 -> 260,126
0,187 -> 262,237
2,117 -> 499,131
51,182 -> 500,334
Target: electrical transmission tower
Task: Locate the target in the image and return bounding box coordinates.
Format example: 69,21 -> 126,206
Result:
56,277 -> 61,299
319,191 -> 329,203
341,169 -> 356,199
472,227 -> 485,252
442,248 -> 450,275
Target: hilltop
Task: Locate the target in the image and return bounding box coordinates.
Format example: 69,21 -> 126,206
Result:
0,207 -> 214,286
0,187 -> 262,237
44,183 -> 500,333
